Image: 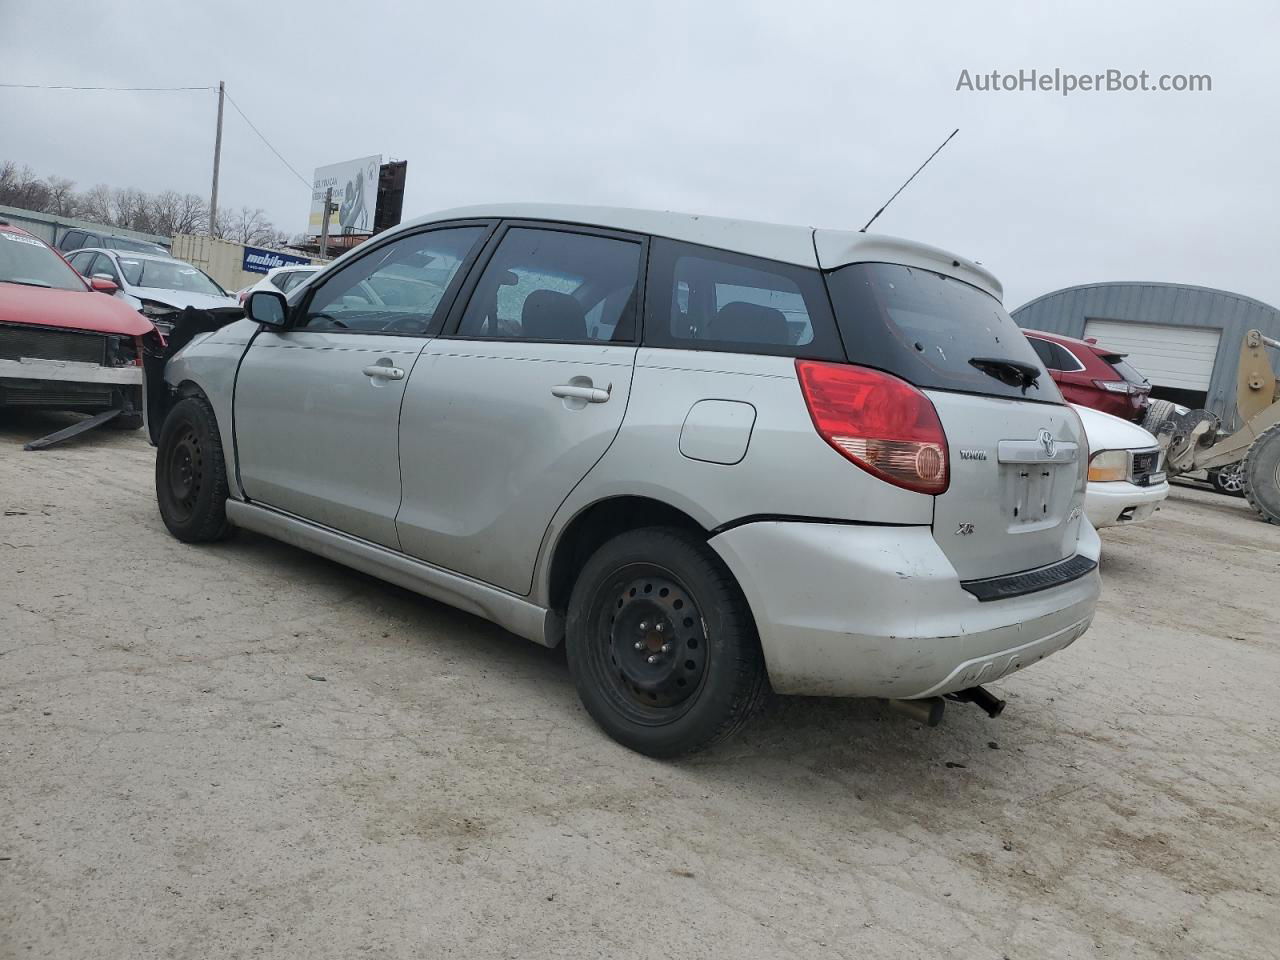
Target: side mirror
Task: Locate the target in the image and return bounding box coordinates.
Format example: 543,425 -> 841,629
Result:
246,290 -> 289,328
89,276 -> 119,295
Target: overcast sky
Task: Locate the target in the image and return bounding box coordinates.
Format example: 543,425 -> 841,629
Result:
2,0 -> 1276,308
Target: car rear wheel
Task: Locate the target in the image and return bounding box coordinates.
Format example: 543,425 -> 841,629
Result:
1209,462 -> 1246,497
565,527 -> 767,757
155,395 -> 232,542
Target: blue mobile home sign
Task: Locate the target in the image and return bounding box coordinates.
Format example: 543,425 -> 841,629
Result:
242,246 -> 312,274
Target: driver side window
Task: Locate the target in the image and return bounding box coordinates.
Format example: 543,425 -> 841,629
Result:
298,226 -> 485,335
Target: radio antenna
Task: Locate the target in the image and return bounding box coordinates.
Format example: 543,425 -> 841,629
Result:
859,128 -> 959,233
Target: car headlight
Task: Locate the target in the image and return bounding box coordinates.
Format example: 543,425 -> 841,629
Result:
1088,449 -> 1128,482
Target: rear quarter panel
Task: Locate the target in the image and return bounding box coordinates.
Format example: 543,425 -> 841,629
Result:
533,348 -> 933,605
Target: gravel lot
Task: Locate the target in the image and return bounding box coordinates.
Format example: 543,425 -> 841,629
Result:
2,412 -> 1277,960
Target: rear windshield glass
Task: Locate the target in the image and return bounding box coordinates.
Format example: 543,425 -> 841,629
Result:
1101,354 -> 1149,386
825,262 -> 1063,403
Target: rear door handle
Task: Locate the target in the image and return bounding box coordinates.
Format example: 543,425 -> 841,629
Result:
362,364 -> 405,380
552,383 -> 611,403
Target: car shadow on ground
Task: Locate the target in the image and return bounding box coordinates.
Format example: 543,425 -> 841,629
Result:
220,525 -> 1069,787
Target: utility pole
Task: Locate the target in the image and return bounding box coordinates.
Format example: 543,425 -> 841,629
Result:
209,80 -> 225,236
318,187 -> 336,258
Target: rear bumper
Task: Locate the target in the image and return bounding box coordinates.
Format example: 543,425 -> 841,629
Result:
709,520 -> 1101,699
1086,479 -> 1169,529
0,356 -> 143,386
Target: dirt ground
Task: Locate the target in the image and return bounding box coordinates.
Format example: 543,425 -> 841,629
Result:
1,411 -> 1277,960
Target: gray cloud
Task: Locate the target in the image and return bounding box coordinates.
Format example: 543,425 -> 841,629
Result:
2,0 -> 1275,308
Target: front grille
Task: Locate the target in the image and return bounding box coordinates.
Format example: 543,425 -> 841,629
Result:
0,323 -> 107,364
1129,449 -> 1162,485
961,554 -> 1098,602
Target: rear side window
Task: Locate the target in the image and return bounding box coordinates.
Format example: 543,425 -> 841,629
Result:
1102,354 -> 1149,386
825,262 -> 1062,403
60,231 -> 84,251
1026,337 -> 1083,372
643,239 -> 842,358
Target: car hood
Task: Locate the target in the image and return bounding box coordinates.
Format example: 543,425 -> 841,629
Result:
0,281 -> 154,336
133,288 -> 238,311
1072,402 -> 1159,452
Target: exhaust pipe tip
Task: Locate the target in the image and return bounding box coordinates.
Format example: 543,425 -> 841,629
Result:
946,685 -> 1007,719
887,696 -> 946,727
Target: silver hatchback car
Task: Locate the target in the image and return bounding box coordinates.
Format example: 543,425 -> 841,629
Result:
150,204 -> 1100,756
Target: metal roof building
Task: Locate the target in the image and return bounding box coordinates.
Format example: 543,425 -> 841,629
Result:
1012,281 -> 1280,429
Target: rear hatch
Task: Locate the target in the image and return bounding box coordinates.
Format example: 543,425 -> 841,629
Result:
824,261 -> 1087,581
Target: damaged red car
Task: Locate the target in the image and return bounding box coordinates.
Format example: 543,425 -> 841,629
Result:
0,220 -> 159,446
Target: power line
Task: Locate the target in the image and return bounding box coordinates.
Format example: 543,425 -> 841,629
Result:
224,91 -> 311,189
2,80 -> 312,191
0,83 -> 214,91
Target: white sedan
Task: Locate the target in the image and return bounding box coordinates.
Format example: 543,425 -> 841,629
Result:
1074,403 -> 1169,528
235,264 -> 321,303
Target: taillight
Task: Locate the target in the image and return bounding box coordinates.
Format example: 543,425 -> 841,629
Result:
796,360 -> 949,495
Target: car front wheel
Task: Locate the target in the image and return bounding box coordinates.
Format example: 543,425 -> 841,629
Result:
155,395 -> 232,542
565,527 -> 767,757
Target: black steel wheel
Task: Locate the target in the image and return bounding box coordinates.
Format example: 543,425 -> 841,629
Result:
565,527 -> 767,757
155,395 -> 231,542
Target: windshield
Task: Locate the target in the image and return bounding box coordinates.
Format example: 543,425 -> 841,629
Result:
118,258 -> 226,296
825,262 -> 1063,403
0,231 -> 87,292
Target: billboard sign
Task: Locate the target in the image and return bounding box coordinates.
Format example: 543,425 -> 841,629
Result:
308,155 -> 381,236
242,245 -> 312,275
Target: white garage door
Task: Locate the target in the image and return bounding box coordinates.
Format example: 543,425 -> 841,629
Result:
1083,320 -> 1221,391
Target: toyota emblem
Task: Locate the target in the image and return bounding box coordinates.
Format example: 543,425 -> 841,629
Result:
1038,428 -> 1056,458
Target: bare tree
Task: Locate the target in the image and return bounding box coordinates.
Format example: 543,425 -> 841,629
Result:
148,190 -> 209,237
1,159 -> 281,243
222,206 -> 276,246
45,176 -> 77,216
79,183 -> 114,224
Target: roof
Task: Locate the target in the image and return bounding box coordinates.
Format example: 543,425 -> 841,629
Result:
1022,327 -> 1116,355
76,247 -> 181,264
402,203 -> 1003,299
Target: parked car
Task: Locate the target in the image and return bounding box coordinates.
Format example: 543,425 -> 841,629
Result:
235,264 -> 321,304
1074,403 -> 1169,527
149,204 -> 1101,756
0,220 -> 156,428
65,248 -> 236,330
58,228 -> 168,256
1023,328 -> 1151,422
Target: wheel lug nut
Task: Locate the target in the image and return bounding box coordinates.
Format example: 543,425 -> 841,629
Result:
655,623 -> 665,633
647,655 -> 659,664
661,643 -> 672,653
633,641 -> 644,651
638,621 -> 649,632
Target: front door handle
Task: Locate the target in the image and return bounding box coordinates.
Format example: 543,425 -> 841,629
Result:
552,383 -> 611,403
362,364 -> 405,380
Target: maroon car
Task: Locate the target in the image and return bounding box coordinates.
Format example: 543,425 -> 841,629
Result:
1022,328 -> 1151,422
0,220 -> 158,440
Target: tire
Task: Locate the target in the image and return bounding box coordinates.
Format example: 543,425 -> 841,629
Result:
565,527 -> 767,757
1142,398 -> 1177,435
1209,462 -> 1246,497
155,395 -> 232,542
1242,423 -> 1280,524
